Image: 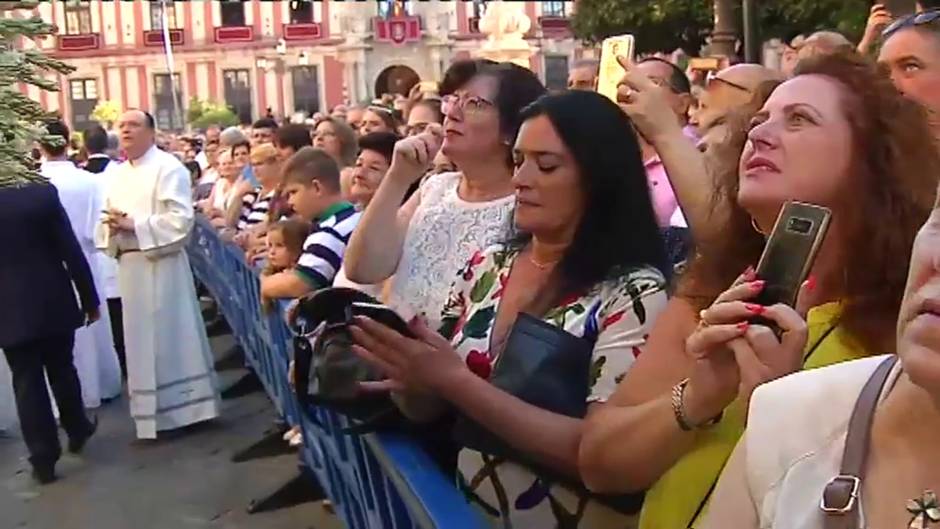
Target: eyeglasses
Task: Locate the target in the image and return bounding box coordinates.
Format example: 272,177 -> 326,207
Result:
883,8 -> 940,38
441,93 -> 495,115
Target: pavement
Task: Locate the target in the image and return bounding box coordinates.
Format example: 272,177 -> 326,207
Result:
0,333 -> 344,529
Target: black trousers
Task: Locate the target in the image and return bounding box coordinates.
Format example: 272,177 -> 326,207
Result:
107,297 -> 126,379
3,331 -> 92,468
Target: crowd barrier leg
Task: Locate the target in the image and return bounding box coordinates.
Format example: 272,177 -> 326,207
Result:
219,369 -> 265,400
247,464 -> 326,515
230,424 -> 294,463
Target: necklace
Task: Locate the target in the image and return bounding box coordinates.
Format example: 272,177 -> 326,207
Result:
908,490 -> 940,529
528,253 -> 560,270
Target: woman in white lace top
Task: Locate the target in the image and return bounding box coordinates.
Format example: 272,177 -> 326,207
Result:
344,61 -> 547,329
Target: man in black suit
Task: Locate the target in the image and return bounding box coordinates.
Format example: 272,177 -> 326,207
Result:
82,125 -> 113,175
82,124 -> 127,379
0,182 -> 100,484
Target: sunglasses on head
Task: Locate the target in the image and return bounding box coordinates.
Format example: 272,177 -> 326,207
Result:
883,8 -> 940,38
705,74 -> 752,94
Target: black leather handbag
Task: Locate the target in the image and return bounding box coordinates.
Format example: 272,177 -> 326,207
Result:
453,313 -> 645,514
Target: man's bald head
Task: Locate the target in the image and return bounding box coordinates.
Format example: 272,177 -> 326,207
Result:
691,64 -> 784,145
799,31 -> 853,57
118,109 -> 156,160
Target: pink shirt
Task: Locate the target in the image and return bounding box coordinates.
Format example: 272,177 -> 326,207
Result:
646,126 -> 699,227
645,155 -> 678,227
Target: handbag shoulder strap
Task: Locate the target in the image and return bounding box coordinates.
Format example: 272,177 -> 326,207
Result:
821,355 -> 898,529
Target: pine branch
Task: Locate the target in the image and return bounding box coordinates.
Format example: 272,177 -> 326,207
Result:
0,11 -> 71,187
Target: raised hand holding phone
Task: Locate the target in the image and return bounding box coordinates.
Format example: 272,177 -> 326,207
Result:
614,55 -> 685,146
597,34 -> 635,103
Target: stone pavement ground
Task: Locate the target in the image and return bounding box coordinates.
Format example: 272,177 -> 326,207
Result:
0,333 -> 344,529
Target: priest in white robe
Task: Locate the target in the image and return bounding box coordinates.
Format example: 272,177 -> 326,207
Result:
96,110 -> 220,440
40,133 -> 123,409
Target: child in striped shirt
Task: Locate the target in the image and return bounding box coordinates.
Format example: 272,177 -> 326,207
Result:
260,147 -> 361,300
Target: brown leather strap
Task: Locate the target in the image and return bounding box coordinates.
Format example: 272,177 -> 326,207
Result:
821,356 -> 898,529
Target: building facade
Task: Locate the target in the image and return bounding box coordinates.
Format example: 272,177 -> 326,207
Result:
9,0 -> 588,131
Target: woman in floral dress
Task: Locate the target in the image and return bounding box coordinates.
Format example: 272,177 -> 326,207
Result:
350,91 -> 670,528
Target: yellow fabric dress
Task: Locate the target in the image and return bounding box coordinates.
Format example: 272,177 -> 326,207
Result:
638,302 -> 874,529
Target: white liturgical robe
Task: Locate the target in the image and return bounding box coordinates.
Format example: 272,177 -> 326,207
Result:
42,161 -> 123,408
95,146 -> 220,439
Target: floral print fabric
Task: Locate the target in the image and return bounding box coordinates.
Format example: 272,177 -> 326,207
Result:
440,245 -> 669,529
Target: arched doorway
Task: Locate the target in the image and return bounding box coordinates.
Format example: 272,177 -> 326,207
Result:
374,65 -> 420,98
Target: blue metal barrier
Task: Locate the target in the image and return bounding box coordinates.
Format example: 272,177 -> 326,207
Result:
187,216 -> 488,529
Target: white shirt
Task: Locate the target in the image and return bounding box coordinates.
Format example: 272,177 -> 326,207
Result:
701,355 -> 899,529
41,160 -> 102,253
385,172 -> 515,330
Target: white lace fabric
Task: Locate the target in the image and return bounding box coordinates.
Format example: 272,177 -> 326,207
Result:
386,172 -> 514,330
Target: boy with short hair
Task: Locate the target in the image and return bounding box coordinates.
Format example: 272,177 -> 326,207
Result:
260,147 -> 360,299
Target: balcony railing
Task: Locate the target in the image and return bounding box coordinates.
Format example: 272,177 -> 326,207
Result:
539,16 -> 572,37
214,25 -> 254,44
143,28 -> 185,47
283,22 -> 324,41
56,33 -> 100,51
373,15 -> 421,45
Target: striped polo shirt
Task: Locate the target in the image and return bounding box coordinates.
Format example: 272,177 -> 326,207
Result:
238,188 -> 276,231
295,202 -> 361,289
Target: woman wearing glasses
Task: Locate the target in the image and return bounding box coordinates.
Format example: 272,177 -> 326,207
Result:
344,62 -> 546,330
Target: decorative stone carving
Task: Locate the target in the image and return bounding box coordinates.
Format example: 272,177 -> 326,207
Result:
476,1 -> 532,68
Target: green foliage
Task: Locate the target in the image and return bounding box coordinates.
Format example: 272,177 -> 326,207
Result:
571,0 -> 713,55
186,96 -> 239,130
572,0 -> 870,54
0,13 -> 75,187
90,100 -> 121,125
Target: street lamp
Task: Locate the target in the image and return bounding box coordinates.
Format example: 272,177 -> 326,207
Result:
298,51 -> 309,66
742,0 -> 759,63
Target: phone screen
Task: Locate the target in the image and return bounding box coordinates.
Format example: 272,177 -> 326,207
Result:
597,34 -> 635,103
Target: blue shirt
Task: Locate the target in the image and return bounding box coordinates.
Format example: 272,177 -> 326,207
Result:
242,165 -> 258,187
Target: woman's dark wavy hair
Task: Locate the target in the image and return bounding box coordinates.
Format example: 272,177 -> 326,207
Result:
510,90 -> 669,312
682,52 -> 940,352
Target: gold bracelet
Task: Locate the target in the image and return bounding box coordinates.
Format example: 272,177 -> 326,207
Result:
671,378 -> 695,431
671,378 -> 722,431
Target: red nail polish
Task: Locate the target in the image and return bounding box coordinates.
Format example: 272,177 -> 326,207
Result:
806,275 -> 817,292
737,322 -> 750,332
751,280 -> 765,291
745,303 -> 765,315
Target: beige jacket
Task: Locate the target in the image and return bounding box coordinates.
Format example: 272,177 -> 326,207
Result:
700,355 -> 900,529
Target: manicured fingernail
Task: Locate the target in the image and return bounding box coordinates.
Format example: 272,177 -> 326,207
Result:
750,280 -> 765,291
805,275 -> 817,292
745,303 -> 765,315
743,265 -> 756,281
737,322 -> 750,332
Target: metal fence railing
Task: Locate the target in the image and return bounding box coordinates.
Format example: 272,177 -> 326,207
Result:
187,216 -> 488,529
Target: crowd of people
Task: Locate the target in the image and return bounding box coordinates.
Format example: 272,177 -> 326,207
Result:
2,2 -> 940,528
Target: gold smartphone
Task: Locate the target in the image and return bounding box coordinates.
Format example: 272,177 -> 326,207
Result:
752,201 -> 832,312
597,34 -> 635,103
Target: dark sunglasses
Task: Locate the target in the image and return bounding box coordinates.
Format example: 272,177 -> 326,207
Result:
883,8 -> 940,38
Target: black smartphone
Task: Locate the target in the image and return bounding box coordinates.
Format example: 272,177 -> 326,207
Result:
751,201 -> 831,320
348,302 -> 416,338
